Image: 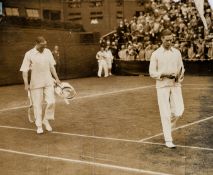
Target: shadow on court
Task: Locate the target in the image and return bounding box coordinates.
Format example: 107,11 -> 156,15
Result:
0,76 -> 212,175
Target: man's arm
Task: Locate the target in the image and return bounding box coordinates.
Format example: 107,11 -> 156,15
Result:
50,66 -> 61,85
22,71 -> 29,91
20,52 -> 31,91
175,51 -> 185,82
149,52 -> 162,80
48,49 -> 61,85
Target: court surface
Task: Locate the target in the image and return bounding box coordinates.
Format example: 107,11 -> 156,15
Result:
0,75 -> 212,175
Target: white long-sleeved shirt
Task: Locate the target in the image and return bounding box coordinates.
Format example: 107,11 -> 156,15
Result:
149,46 -> 184,88
104,50 -> 114,62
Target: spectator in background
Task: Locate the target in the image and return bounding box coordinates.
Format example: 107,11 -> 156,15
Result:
126,44 -> 136,61
137,43 -> 146,61
207,39 -> 213,59
195,39 -> 205,59
105,46 -> 114,76
188,42 -> 196,60
96,47 -> 108,78
110,41 -> 118,59
179,42 -> 188,60
101,0 -> 213,61
118,45 -> 128,60
145,44 -> 154,61
52,45 -> 60,74
117,20 -> 127,49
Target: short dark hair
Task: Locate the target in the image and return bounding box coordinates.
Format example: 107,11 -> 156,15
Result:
161,29 -> 172,38
35,36 -> 46,44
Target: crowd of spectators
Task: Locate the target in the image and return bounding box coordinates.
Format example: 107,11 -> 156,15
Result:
100,0 -> 213,61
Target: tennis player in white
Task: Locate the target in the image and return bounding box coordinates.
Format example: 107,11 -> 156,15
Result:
149,29 -> 184,148
20,36 -> 61,134
96,47 -> 108,77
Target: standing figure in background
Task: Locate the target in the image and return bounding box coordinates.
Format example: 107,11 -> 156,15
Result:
149,29 -> 185,148
52,45 -> 60,74
96,47 -> 108,78
105,46 -> 114,76
207,39 -> 213,59
188,42 -> 195,60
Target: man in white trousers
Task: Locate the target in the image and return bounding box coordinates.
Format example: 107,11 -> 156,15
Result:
96,47 -> 108,78
20,36 -> 61,134
149,29 -> 184,148
104,46 -> 114,76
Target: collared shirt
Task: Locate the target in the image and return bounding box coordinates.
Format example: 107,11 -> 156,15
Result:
149,46 -> 184,88
96,51 -> 106,60
20,47 -> 56,89
104,50 -> 114,61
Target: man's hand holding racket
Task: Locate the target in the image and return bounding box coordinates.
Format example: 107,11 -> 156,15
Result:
55,78 -> 61,86
54,81 -> 77,104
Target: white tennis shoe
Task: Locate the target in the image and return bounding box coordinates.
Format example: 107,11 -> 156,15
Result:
37,127 -> 44,134
43,119 -> 52,132
165,142 -> 176,148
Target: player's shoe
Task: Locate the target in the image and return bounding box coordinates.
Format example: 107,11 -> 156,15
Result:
37,127 -> 44,134
165,142 -> 176,148
43,119 -> 52,132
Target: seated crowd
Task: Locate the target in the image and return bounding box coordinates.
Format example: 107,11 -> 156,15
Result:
100,0 -> 213,61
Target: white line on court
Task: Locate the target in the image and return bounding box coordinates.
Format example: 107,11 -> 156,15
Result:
0,85 -> 155,113
183,87 -> 213,90
0,115 -> 213,151
183,83 -> 213,86
0,148 -> 172,175
0,83 -> 212,113
139,115 -> 213,142
141,141 -> 213,151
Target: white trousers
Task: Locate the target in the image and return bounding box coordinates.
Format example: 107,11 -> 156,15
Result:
31,86 -> 55,127
98,60 -> 108,77
157,86 -> 184,142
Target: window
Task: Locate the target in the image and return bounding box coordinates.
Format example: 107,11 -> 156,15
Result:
69,12 -> 81,21
90,11 -> 103,19
89,0 -> 103,7
137,0 -> 151,6
5,7 -> 19,16
90,11 -> 103,24
116,11 -> 123,19
80,33 -> 94,43
68,0 -> 82,8
43,10 -> 61,20
26,9 -> 39,18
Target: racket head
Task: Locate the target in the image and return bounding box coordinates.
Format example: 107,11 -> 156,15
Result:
61,86 -> 76,99
55,82 -> 77,100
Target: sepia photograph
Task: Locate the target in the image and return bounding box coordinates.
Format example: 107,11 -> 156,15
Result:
0,0 -> 212,174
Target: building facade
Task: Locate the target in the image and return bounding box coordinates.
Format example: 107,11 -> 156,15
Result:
1,0 -> 146,35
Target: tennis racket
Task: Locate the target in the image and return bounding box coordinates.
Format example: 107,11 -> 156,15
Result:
27,90 -> 35,123
55,82 -> 77,104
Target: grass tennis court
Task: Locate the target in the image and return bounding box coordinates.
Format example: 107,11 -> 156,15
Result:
0,76 -> 212,175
